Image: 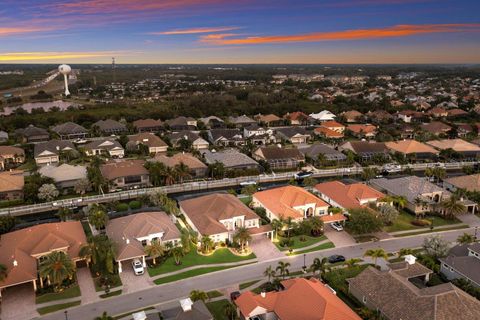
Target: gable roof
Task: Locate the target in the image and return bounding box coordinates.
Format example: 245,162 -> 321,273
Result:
16,125 -> 49,138
83,138 -> 123,151
315,181 -> 385,209
0,146 -> 25,157
385,140 -> 439,155
100,160 -> 148,180
128,133 -> 168,148
321,120 -> 345,128
92,119 -> 126,131
133,118 -> 163,129
347,124 -> 377,134
314,127 -> 344,138
34,139 -> 75,157
39,164 -> 87,182
421,121 -> 451,134
228,115 -> 256,124
209,128 -> 243,142
426,139 -> 480,152
284,111 -> 309,121
298,143 -> 346,160
202,149 -> 258,168
276,127 -> 310,139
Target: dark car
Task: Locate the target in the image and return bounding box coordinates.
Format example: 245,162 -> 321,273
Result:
230,291 -> 241,301
328,255 -> 346,264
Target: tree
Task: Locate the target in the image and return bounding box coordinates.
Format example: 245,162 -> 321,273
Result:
74,178 -> 91,195
39,251 -> 75,291
144,239 -> 165,265
457,232 -> 475,244
174,162 -> 191,183
398,248 -> 414,258
440,196 -> 466,220
95,312 -> 113,320
276,261 -> 290,280
309,216 -> 324,236
284,216 -> 296,240
310,257 -> 328,278
263,265 -> 276,283
302,176 -> 317,188
189,289 -> 208,302
56,207 -> 73,222
241,184 -> 257,196
88,204 -> 109,230
392,195 -> 407,209
361,167 -> 378,181
0,263 -> 7,282
233,227 -> 252,252
271,219 -> 283,241
208,161 -> 225,179
224,301 -> 238,320
364,248 -> 388,267
38,183 -> 59,201
0,215 -> 16,235
171,246 -> 184,265
423,235 -> 449,259
200,235 -> 214,254
345,258 -> 362,268
80,234 -> 116,275
377,204 -> 399,226
346,208 -> 383,234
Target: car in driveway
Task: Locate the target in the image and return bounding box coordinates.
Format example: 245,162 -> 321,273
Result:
132,258 -> 144,275
330,222 -> 344,231
328,255 -> 345,264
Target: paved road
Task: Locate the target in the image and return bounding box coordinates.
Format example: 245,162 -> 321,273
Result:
36,226 -> 478,320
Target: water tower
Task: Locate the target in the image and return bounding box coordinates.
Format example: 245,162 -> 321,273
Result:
58,64 -> 72,96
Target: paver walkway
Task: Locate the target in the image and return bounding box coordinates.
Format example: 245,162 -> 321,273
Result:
0,282 -> 38,320
77,267 -> 100,304
120,267 -> 154,293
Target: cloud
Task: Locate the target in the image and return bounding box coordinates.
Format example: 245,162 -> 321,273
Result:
0,51 -> 138,61
0,26 -> 55,37
200,23 -> 480,45
150,26 -> 240,35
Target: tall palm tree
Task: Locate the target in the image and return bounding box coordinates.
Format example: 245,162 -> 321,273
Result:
284,217 -> 296,241
309,216 -> 324,236
174,162 -> 191,183
233,227 -> 252,253
163,166 -> 176,186
39,251 -> 76,291
171,246 -> 184,265
364,248 -> 388,267
80,235 -> 116,275
457,232 -> 475,244
345,258 -> 362,268
310,257 -> 328,278
95,312 -> 113,320
276,261 -> 290,280
441,196 -> 466,220
270,219 -> 283,241
88,204 -> 109,230
393,196 -> 407,210
263,265 -> 276,283
190,289 -> 208,302
200,235 -> 214,254
144,240 -> 165,265
0,263 -> 7,282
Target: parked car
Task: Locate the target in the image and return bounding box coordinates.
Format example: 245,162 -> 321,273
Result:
328,255 -> 346,264
294,170 -> 314,179
330,222 -> 344,231
230,291 -> 241,301
132,258 -> 144,275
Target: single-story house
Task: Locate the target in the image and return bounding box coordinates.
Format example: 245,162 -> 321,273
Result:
341,110 -> 363,123
298,143 -> 347,164
52,122 -> 88,140
83,139 -> 125,158
162,298 -> 213,320
253,146 -> 304,170
128,133 -> 168,154
133,119 -> 163,133
15,125 -> 49,143
444,174 -> 480,192
100,159 -> 150,190
421,121 -> 452,136
0,146 -> 25,170
385,140 -> 439,161
254,113 -> 283,127
34,139 -> 76,165
208,129 -> 245,146
167,131 -> 209,150
309,110 -> 336,122
228,115 -> 256,128
314,126 -> 344,139
339,141 -> 389,162
314,181 -> 385,210
202,149 -> 260,171
439,243 -> 480,288
0,170 -> 24,201
283,111 -> 310,126
275,127 -> 311,144
426,139 -> 480,160
39,164 -> 87,191
347,124 -> 377,138
198,116 -> 225,129
92,119 -> 127,135
150,153 -> 208,178
165,117 -> 197,131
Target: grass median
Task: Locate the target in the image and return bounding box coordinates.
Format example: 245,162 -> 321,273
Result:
35,285 -> 81,304
37,301 -> 81,315
275,235 -> 327,251
290,241 -> 335,255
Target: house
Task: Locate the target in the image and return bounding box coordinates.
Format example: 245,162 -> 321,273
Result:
399,125 -> 416,139
100,160 -> 150,190
447,108 -> 469,118
0,146 -> 25,170
428,106 -> 448,118
0,222 -> 87,296
0,130 -> 8,143
208,129 -> 245,146
252,185 -> 338,223
243,124 -> 275,145
421,121 -> 451,136
243,124 -> 267,138
366,110 -> 393,123
385,140 -> 439,161
198,116 -> 225,129
439,243 -> 480,288
314,181 -> 385,210
339,141 -> 389,162
283,111 -> 309,126
128,133 -> 168,154
34,140 -> 75,165
52,122 -> 88,140
165,117 -> 197,131
348,256 -> 480,320
298,143 -> 347,164
275,127 -> 311,144
456,124 -> 473,138
254,113 -> 283,127
313,127 -> 344,139
179,193 -> 268,243
83,139 -> 125,158
444,174 -> 480,192
92,119 -> 127,135
150,153 -> 208,177
168,131 -> 209,150
346,124 -> 377,138
106,212 -> 181,273
39,164 -> 87,191
202,149 -> 260,171
228,115 -> 256,128
253,146 -> 304,170
235,277 -> 361,320
426,139 -> 480,160
309,110 -> 336,122
342,110 -> 363,123
397,110 -> 424,123
0,170 -> 24,201
133,119 -> 163,132
162,298 -> 213,320
320,120 -> 345,134
15,125 -> 49,143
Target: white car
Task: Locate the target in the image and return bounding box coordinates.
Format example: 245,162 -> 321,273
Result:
132,259 -> 144,275
330,222 -> 344,232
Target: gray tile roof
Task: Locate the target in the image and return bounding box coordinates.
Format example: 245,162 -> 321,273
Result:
370,176 -> 445,203
34,140 -> 75,157
202,149 -> 258,168
298,143 -> 346,161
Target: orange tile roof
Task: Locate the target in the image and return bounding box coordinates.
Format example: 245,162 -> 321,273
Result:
0,170 -> 24,193
235,277 -> 361,320
426,139 -> 480,152
347,124 -> 377,134
315,181 -> 385,209
321,120 -> 344,129
320,213 -> 347,223
385,140 -> 439,155
314,127 -> 344,138
253,186 -> 328,219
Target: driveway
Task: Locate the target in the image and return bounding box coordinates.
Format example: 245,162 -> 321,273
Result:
250,237 -> 285,261
76,267 -> 99,304
324,224 -> 356,247
119,265 -> 154,294
1,282 -> 38,320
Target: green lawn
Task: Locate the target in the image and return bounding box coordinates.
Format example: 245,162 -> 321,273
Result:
239,196 -> 252,205
35,285 -> 81,304
275,235 -> 327,251
239,280 -> 260,290
148,248 -> 256,277
207,290 -> 224,299
37,301 -> 81,315
206,299 -> 235,320
385,211 -> 461,233
99,290 -> 122,299
153,265 -> 241,285
393,225 -> 469,237
291,241 -> 335,255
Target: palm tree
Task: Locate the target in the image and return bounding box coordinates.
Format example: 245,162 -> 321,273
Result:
88,204 -> 109,230
364,248 -> 388,267
233,227 -> 252,253
263,265 -> 276,283
189,289 -> 208,302
39,251 -> 76,291
284,217 -> 296,241
0,263 -> 7,282
224,302 -> 237,320
393,196 -> 407,210
276,261 -> 290,280
144,240 -> 165,265
200,235 -> 214,254
310,257 -> 328,278
171,246 -> 184,265
174,162 -> 191,183
80,235 -> 116,275
345,258 -> 362,268
397,248 -> 414,258
56,207 -> 72,222
440,196 -> 466,220
271,219 -> 283,241
95,311 -> 113,320
457,232 -> 475,244
309,216 -> 324,236
163,166 -> 176,186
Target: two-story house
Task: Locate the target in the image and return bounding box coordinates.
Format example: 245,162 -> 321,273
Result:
440,243 -> 480,288
100,159 -> 150,190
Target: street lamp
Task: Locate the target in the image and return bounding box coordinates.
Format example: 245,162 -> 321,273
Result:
430,217 -> 434,231
289,248 -> 293,256
64,310 -> 68,320
475,226 -> 478,241
302,253 -> 307,274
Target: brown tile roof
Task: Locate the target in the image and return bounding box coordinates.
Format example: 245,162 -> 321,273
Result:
0,146 -> 25,157
256,146 -> 304,161
255,114 -> 281,123
253,186 -> 328,219
100,159 -> 148,180
150,153 -> 207,170
0,170 -> 24,193
421,121 -> 451,134
0,221 -> 87,289
347,124 -> 377,134
283,111 -> 308,121
235,277 -> 361,320
106,212 -> 181,261
133,119 -> 163,129
444,174 -> 480,192
426,139 -> 480,152
385,140 -> 439,155
314,181 -> 385,209
179,193 -> 259,236
128,132 -> 168,148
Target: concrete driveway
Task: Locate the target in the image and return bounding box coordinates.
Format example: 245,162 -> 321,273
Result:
250,237 -> 285,261
119,264 -> 153,294
0,282 -> 38,320
324,224 -> 356,247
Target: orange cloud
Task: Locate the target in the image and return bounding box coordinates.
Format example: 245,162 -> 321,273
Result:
0,26 -> 55,37
151,26 -> 240,35
200,23 -> 480,45
0,51 -> 136,61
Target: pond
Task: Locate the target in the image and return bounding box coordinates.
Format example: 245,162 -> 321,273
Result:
0,100 -> 78,116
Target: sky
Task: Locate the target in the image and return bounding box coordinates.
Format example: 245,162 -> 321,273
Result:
0,0 -> 479,64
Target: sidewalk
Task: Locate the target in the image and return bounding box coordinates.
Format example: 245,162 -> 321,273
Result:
389,222 -> 469,236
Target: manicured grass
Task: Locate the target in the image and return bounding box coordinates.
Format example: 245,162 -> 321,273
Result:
275,235 -> 327,251
37,301 -> 81,315
100,290 -> 122,299
239,196 -> 252,205
323,265 -> 370,294
239,280 -> 260,290
153,266 -> 240,285
393,225 -> 469,237
207,290 -> 224,299
148,248 -> 256,277
252,282 -> 268,294
206,299 -> 235,320
93,274 -> 122,292
35,285 -> 81,304
291,241 -> 335,255
385,211 -> 461,233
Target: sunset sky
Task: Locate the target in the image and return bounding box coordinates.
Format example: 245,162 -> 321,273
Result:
1,0 -> 479,64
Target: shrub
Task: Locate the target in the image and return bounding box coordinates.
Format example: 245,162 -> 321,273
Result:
279,238 -> 294,248
411,219 -> 432,227
129,200 -> 141,210
115,203 -> 129,212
